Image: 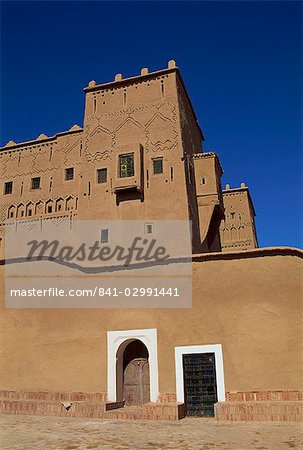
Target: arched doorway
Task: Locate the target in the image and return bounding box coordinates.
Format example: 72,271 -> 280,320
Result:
116,339 -> 150,406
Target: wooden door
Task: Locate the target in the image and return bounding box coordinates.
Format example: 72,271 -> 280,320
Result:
123,358 -> 150,406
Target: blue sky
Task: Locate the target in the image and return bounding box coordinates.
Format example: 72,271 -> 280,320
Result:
1,1 -> 302,248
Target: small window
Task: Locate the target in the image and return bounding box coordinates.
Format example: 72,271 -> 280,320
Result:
119,153 -> 134,178
47,206 -> 53,214
31,177 -> 41,190
100,229 -> 109,244
28,210 -> 32,217
10,211 -> 14,218
65,167 -> 74,181
4,181 -> 13,195
153,158 -> 163,174
97,168 -> 107,184
201,177 -> 206,185
145,223 -> 153,234
231,212 -> 235,219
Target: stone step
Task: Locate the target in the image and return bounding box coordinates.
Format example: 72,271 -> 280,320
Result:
103,406 -> 144,420
215,401 -> 303,422
0,399 -> 107,418
0,390 -> 184,421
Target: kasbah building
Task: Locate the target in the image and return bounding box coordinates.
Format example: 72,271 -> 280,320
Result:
0,60 -> 302,422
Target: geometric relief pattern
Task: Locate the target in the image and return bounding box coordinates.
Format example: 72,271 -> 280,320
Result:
83,99 -> 179,162
84,123 -> 112,163
0,132 -> 82,179
60,135 -> 82,167
19,220 -> 39,232
0,152 -> 20,178
220,222 -> 253,249
0,145 -> 52,178
5,195 -> 78,221
114,117 -> 145,148
0,203 -> 10,222
32,147 -> 52,172
146,112 -> 178,152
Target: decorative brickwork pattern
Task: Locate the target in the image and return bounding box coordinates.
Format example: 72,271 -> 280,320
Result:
225,390 -> 303,402
0,390 -> 107,402
215,401 -> 303,422
158,393 -> 177,403
0,390 -> 185,421
103,406 -> 144,420
143,402 -> 185,421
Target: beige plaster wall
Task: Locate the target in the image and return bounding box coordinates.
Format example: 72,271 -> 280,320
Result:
0,251 -> 301,395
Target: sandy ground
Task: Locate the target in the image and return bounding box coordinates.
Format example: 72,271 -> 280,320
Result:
0,415 -> 302,450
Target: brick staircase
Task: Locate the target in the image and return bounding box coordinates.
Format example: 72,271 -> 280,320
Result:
103,402 -> 186,420
215,401 -> 303,421
2,389 -> 301,421
0,390 -> 122,419
215,391 -> 303,421
0,390 -> 185,420
103,405 -> 144,420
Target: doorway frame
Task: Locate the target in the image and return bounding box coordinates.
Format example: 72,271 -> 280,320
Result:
174,344 -> 225,403
107,328 -> 159,403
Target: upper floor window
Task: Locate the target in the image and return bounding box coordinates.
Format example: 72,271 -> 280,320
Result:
4,181 -> 13,195
65,167 -> 74,181
145,223 -> 153,234
97,168 -> 107,184
100,228 -> 109,244
119,153 -> 134,178
31,177 -> 41,190
153,157 -> 163,174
